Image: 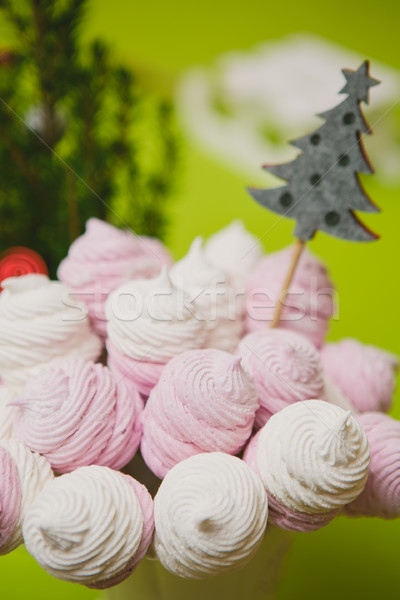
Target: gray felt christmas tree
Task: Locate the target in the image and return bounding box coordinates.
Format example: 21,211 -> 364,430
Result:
247,61 -> 381,327
248,60 -> 380,242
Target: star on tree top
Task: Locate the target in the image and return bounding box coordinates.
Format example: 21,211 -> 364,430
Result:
340,60 -> 380,104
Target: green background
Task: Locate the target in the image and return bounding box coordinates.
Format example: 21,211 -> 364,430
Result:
1,0 -> 400,598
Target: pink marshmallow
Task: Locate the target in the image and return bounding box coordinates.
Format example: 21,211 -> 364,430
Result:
0,445 -> 22,553
245,246 -> 335,348
243,431 -> 338,532
12,359 -> 143,473
106,339 -> 165,398
321,339 -> 398,413
239,329 -> 325,429
57,218 -> 172,336
346,412 -> 400,519
141,349 -> 259,479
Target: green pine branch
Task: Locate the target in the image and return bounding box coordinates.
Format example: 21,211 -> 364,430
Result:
0,0 -> 179,275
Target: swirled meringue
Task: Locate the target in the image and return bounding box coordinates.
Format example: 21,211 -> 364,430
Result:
321,339 -> 399,413
0,274 -> 102,391
243,431 -> 338,532
57,218 -> 171,336
22,466 -> 154,588
153,452 -> 268,578
0,445 -> 21,554
141,349 -> 259,478
106,268 -> 207,363
204,220 -> 264,289
238,329 -> 325,429
171,237 -> 227,290
119,475 -> 154,575
0,439 -> 54,553
0,386 -> 16,440
346,413 -> 400,519
170,238 -> 243,352
245,246 -> 335,348
106,339 -> 165,398
12,359 -> 143,473
255,400 -> 369,513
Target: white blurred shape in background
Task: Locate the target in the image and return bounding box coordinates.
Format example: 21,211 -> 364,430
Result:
176,34 -> 400,184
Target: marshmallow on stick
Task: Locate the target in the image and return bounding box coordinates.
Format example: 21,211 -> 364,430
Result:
204,220 -> 263,289
58,218 -> 172,337
245,400 -> 369,520
0,274 -> 101,391
106,268 -> 208,396
239,328 -> 325,428
23,466 -> 154,589
245,246 -> 335,347
170,237 -> 243,352
141,349 -> 259,479
321,339 -> 399,413
243,430 -> 338,532
346,413 -> 400,519
153,452 -> 268,578
106,339 -> 165,398
12,359 -> 143,473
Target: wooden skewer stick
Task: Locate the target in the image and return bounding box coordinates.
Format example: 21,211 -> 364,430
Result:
270,238 -> 306,328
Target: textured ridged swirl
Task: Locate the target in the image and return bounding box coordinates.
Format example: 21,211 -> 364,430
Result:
204,220 -> 263,288
57,218 -> 171,336
0,440 -> 54,553
106,339 -> 165,397
106,268 -> 207,363
170,237 -> 243,352
12,359 -> 143,473
114,475 -> 154,581
153,452 -> 268,578
239,329 -> 325,429
171,237 -> 228,290
141,349 -> 259,479
243,431 -> 338,533
0,445 -> 22,553
22,466 -> 153,588
257,400 -> 370,513
346,413 -> 400,519
0,274 -> 102,391
0,386 -> 16,440
321,339 -> 399,413
245,246 -> 335,348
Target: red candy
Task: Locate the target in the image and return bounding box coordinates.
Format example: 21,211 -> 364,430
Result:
0,247 -> 48,291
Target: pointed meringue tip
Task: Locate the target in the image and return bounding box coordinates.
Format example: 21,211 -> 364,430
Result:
334,410 -> 353,432
195,515 -> 218,533
224,219 -> 244,233
318,409 -> 358,465
159,264 -> 172,283
232,356 -> 243,369
319,411 -> 353,443
39,525 -> 70,551
190,236 -> 204,253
